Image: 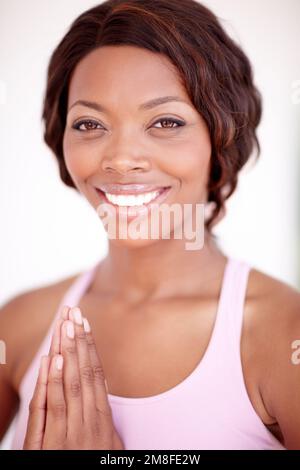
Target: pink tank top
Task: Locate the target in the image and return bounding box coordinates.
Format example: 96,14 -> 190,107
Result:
11,257 -> 286,450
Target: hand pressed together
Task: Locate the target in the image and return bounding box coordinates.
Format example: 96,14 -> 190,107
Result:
23,305 -> 124,450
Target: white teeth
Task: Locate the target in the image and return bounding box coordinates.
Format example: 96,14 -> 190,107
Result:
104,190 -> 161,206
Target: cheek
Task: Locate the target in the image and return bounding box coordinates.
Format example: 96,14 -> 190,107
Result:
167,138 -> 211,186
63,136 -> 99,182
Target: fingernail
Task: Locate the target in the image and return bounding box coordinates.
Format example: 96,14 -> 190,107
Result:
104,379 -> 109,393
83,317 -> 91,333
61,305 -> 69,318
70,307 -> 82,325
55,355 -> 63,370
66,321 -> 75,339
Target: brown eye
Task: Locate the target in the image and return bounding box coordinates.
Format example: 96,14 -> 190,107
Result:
73,120 -> 103,131
152,118 -> 185,129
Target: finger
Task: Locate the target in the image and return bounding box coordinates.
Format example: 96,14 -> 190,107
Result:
83,318 -> 112,422
23,355 -> 50,450
69,307 -> 96,424
60,305 -> 71,321
49,305 -> 70,356
60,319 -> 83,431
43,354 -> 66,449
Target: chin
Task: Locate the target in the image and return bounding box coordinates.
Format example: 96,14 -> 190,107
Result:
102,215 -> 177,248
107,235 -> 163,249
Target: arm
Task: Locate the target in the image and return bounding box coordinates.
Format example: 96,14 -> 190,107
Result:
0,370 -> 19,442
0,297 -> 22,441
260,285 -> 300,449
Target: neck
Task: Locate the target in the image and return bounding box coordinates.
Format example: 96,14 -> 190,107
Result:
92,230 -> 227,304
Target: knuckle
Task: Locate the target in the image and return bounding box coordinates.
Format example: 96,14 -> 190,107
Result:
69,378 -> 81,397
93,365 -> 105,383
80,365 -> 94,385
48,375 -> 63,386
76,330 -> 86,342
29,399 -> 45,414
49,402 -> 66,419
65,345 -> 76,355
86,336 -> 95,347
96,405 -> 112,420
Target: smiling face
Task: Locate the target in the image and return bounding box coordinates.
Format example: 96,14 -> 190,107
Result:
63,45 -> 212,247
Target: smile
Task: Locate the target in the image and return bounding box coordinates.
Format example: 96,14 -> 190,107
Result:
102,189 -> 163,206
95,184 -> 171,208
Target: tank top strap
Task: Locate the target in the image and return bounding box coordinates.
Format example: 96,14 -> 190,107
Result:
211,256 -> 250,364
226,257 -> 251,348
212,257 -> 252,359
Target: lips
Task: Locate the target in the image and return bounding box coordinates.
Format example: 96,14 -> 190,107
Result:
96,183 -> 170,195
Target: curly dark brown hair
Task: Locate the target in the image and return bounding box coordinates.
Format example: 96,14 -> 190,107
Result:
42,0 -> 262,232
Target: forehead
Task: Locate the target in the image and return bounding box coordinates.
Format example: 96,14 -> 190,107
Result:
67,45 -> 190,112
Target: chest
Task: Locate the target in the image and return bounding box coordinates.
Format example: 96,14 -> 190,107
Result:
78,295 -> 218,398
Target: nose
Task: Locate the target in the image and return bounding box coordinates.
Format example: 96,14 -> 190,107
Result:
102,157 -> 149,175
101,132 -> 151,175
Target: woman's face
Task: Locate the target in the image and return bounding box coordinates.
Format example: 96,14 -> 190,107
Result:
63,45 -> 212,247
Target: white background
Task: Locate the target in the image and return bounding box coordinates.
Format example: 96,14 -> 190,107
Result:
0,0 -> 299,449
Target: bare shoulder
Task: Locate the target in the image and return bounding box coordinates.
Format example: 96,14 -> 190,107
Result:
246,266 -> 300,342
246,266 -> 300,327
0,272 -> 79,391
244,266 -> 300,448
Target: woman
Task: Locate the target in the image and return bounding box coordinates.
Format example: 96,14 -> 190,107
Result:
0,0 -> 299,450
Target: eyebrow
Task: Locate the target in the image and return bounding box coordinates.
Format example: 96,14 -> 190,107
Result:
67,95 -> 191,114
